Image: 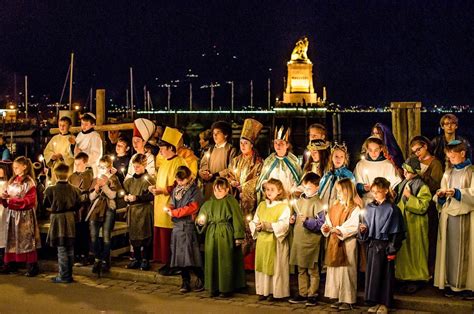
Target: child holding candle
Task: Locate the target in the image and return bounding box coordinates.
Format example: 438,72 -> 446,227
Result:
354,137 -> 401,206
71,113 -> 103,177
68,152 -> 94,267
250,178 -> 291,301
167,166 -> 204,292
394,157 -> 432,293
0,162 -> 12,268
358,177 -> 405,313
123,154 -> 155,271
88,155 -> 121,274
112,137 -> 131,185
1,157 -> 41,276
321,178 -> 362,310
288,172 -> 324,306
196,177 -> 245,297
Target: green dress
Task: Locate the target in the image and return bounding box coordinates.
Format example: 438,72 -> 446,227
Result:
395,177 -> 432,281
197,194 -> 246,294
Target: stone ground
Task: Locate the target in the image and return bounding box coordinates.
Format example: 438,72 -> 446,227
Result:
0,272 -> 434,314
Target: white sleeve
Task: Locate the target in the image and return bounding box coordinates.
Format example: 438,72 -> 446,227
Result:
321,214 -> 332,237
88,133 -> 103,166
336,206 -> 361,240
249,209 -> 261,240
271,205 -> 291,241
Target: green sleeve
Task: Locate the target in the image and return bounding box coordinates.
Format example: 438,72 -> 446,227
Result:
229,196 -> 245,239
405,184 -> 431,215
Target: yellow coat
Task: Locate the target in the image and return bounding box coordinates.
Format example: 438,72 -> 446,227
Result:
154,155 -> 187,228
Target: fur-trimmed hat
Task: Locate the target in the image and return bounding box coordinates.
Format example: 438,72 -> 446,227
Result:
133,118 -> 156,143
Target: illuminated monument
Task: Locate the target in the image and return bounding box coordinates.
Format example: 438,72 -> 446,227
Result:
281,37 -> 326,106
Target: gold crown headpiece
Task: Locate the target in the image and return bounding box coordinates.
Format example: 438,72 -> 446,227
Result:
331,141 -> 348,153
306,139 -> 330,151
274,125 -> 290,142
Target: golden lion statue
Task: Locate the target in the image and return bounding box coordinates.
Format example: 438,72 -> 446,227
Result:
290,37 -> 310,62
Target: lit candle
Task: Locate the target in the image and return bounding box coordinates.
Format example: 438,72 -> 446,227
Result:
120,167 -> 126,176
38,154 -> 46,168
204,151 -> 211,160
163,206 -> 169,212
360,155 -> 366,161
246,214 -> 253,222
197,213 -> 207,226
443,173 -> 450,189
119,190 -> 125,197
322,204 -> 328,215
363,169 -> 369,185
53,141 -> 57,149
110,155 -> 116,162
359,208 -> 366,224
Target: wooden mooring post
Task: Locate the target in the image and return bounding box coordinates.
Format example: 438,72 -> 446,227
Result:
390,102 -> 422,159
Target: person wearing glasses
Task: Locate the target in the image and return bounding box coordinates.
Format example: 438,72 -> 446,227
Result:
431,114 -> 472,169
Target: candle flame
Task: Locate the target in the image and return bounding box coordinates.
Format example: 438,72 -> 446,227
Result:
246,214 -> 252,222
38,155 -> 44,162
120,167 -> 126,173
361,155 -> 366,160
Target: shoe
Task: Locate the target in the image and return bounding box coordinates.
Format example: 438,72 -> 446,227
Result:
168,267 -> 182,276
460,290 -> 474,300
376,305 -> 388,314
368,304 -> 380,313
444,288 -> 456,298
101,261 -> 110,273
305,297 -> 318,306
179,281 -> 191,293
25,264 -> 39,277
258,295 -> 268,301
193,278 -> 204,292
338,303 -> 353,311
330,302 -> 342,309
267,295 -> 274,302
158,264 -> 170,275
92,260 -> 101,274
288,295 -> 307,304
126,259 -> 140,269
219,292 -> 232,298
140,260 -> 150,271
51,276 -> 73,284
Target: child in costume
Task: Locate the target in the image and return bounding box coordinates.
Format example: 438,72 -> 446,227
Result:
0,162 -> 11,268
199,121 -> 237,200
1,157 -> 40,277
196,177 -> 245,297
72,113 -> 103,177
44,164 -> 81,283
167,166 -> 204,292
302,139 -> 330,177
322,178 -> 362,311
395,157 -> 431,293
68,152 -> 94,266
318,142 -> 354,208
434,140 -> 474,299
288,172 -> 324,306
256,126 -> 302,198
250,178 -> 291,301
126,119 -> 156,180
88,155 -> 121,273
123,154 -> 155,271
354,136 -> 401,206
43,116 -> 75,184
149,127 -> 187,276
358,177 -> 405,314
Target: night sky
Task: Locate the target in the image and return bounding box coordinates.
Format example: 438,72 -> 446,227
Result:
0,1 -> 473,109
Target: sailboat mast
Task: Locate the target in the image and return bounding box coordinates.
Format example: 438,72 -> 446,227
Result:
69,53 -> 74,110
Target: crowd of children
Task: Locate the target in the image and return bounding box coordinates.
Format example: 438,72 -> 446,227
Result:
0,112 -> 472,313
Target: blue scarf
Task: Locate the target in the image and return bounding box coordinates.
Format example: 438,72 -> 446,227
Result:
318,166 -> 354,195
454,158 -> 472,170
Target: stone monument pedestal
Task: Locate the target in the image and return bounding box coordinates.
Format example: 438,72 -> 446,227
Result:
283,62 -> 318,105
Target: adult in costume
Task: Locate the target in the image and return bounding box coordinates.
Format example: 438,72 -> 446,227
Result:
223,118 -> 263,270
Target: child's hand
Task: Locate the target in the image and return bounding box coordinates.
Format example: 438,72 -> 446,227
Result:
364,184 -> 370,192
445,188 -> 455,197
235,239 -> 243,246
298,214 -> 306,223
128,195 -> 137,202
402,185 -> 412,198
289,215 -> 296,225
68,136 -> 76,145
359,223 -> 367,234
196,215 -> 206,226
331,227 -> 342,236
110,167 -> 118,175
255,222 -> 263,231
322,224 -> 330,233
436,189 -> 446,198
